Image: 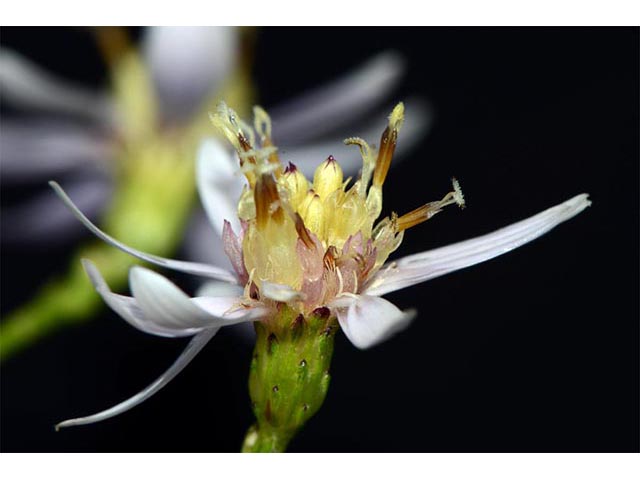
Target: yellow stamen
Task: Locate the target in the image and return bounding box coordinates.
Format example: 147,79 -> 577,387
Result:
397,178 -> 465,231
213,101 -> 463,308
253,105 -> 281,169
253,106 -> 272,142
396,204 -> 440,231
344,137 -> 375,197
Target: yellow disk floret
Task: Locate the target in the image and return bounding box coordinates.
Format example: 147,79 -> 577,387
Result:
210,101 -> 463,304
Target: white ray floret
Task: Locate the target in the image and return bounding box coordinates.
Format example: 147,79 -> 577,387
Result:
55,328 -> 218,430
55,259 -> 269,429
269,51 -> 406,142
330,294 -> 417,349
364,194 -> 591,297
49,181 -> 238,283
0,49 -> 114,124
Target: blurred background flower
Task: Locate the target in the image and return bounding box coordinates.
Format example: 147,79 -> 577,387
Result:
1,27 -> 637,453
0,27 -> 430,359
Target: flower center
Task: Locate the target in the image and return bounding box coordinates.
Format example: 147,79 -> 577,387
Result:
211,102 -> 464,312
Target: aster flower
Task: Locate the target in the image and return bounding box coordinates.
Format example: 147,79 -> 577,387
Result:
0,26 -> 429,360
51,102 -> 590,452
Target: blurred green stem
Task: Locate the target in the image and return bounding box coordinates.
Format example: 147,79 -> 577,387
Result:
1,248 -> 132,362
1,140 -> 196,362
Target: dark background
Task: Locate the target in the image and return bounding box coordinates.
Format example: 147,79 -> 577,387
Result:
1,27 -> 638,452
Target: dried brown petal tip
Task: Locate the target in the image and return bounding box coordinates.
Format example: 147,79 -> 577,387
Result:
254,174 -> 283,227
291,313 -> 305,332
249,282 -> 260,300
323,247 -> 338,271
294,214 -> 315,249
284,162 -> 298,174
267,333 -> 278,354
312,306 -> 331,319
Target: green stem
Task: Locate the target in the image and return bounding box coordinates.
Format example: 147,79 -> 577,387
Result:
241,424 -> 293,453
241,306 -> 337,453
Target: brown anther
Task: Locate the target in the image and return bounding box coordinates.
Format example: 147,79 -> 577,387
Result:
237,133 -> 256,165
294,213 -> 315,249
372,126 -> 398,187
249,281 -> 260,300
254,174 -> 283,228
353,253 -> 366,267
238,133 -> 252,152
284,162 -> 298,174
397,202 -> 442,232
323,246 -> 339,271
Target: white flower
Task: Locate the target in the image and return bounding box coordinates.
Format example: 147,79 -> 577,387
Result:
0,31 -> 427,248
52,103 -> 589,430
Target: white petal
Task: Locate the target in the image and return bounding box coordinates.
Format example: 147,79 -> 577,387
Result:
364,194 -> 592,297
129,266 -> 216,330
260,281 -> 307,303
270,51 -> 406,143
82,260 -> 199,338
196,138 -> 244,236
192,297 -> 269,323
0,120 -> 113,181
49,181 -> 238,283
142,26 -> 238,123
330,295 -> 416,349
129,267 -> 255,329
0,49 -> 114,125
55,328 -> 218,430
2,174 -> 112,246
194,278 -> 259,346
279,98 -> 432,178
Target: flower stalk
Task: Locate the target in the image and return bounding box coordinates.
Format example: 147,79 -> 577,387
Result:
243,305 -> 336,452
